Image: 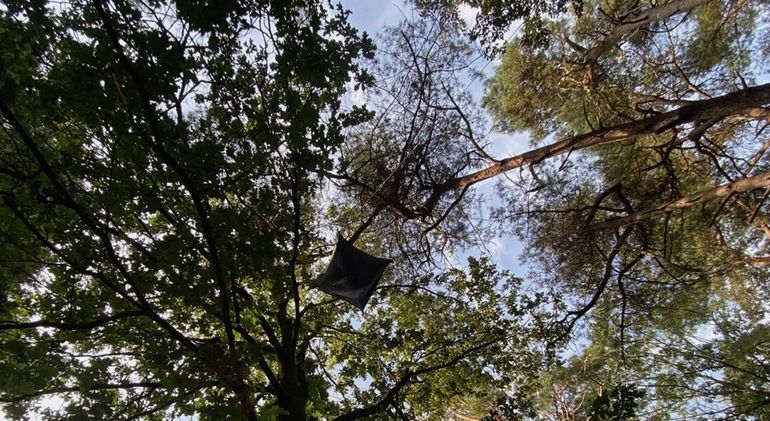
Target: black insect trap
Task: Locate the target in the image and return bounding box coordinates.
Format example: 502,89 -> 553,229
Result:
314,235 -> 391,311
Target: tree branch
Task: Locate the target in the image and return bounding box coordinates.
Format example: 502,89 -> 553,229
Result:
0,311 -> 144,331
0,100 -> 199,354
332,339 -> 497,420
415,82 -> 770,217
1,382 -> 162,403
584,0 -> 711,66
583,171 -> 770,232
92,0 -> 236,353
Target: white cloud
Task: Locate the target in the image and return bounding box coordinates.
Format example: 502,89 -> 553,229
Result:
457,4 -> 479,28
344,80 -> 367,107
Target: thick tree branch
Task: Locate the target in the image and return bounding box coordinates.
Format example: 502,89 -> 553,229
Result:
289,169 -> 303,349
332,339 -> 497,420
741,256 -> 770,267
232,325 -> 283,395
0,311 -> 144,331
417,82 -> 770,217
584,0 -> 711,65
584,171 -> 770,232
1,382 -> 162,403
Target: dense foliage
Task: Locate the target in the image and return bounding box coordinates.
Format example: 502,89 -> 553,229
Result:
481,0 -> 770,418
0,0 -> 549,419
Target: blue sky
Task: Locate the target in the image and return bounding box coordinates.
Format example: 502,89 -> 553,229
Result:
340,0 -> 405,32
338,0 -> 533,276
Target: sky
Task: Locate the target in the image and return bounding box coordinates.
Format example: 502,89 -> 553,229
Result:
340,0 -> 405,31
337,0 -> 534,277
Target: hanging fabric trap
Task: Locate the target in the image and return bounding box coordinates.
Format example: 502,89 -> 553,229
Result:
313,234 -> 391,311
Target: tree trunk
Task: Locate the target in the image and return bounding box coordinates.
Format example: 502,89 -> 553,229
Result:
277,365 -> 308,421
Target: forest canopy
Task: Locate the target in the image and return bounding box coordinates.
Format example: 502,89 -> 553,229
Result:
1,0 -> 769,419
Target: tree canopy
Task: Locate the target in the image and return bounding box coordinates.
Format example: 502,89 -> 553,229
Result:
2,0 -> 770,419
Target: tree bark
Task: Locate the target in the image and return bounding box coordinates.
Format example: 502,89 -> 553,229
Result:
742,256 -> 770,267
412,82 -> 770,217
583,171 -> 770,232
583,0 -> 712,65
